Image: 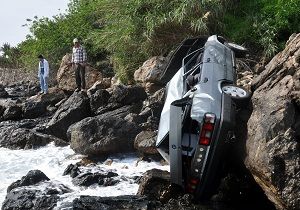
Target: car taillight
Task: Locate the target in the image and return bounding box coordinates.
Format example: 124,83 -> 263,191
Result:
199,113 -> 216,146
186,178 -> 199,193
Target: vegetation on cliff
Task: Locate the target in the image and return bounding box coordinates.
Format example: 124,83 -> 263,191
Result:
0,0 -> 299,83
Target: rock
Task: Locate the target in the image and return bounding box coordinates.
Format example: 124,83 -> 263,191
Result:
2,175 -> 71,210
103,158 -> 113,166
63,163 -> 81,178
0,122 -> 67,149
134,131 -> 158,155
134,56 -> 168,83
57,54 -> 103,91
87,78 -> 111,94
139,88 -> 165,121
89,89 -> 110,114
144,82 -> 164,94
72,171 -> 118,187
72,195 -> 150,210
109,85 -> 147,105
2,104 -> 22,121
46,91 -> 91,140
137,169 -> 171,202
7,170 -> 50,193
22,100 -> 47,119
0,84 -> 8,98
69,107 -> 141,156
246,33 -> 300,210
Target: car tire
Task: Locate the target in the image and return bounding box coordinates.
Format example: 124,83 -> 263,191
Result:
222,84 -> 251,108
226,42 -> 248,58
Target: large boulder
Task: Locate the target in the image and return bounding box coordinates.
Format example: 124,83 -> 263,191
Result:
2,170 -> 71,210
69,106 -> 141,156
108,85 -> 147,105
134,131 -> 158,155
134,56 -> 168,83
247,33 -> 300,210
72,195 -> 150,210
22,87 -> 67,119
0,121 -> 67,149
56,54 -> 103,91
7,170 -> 50,193
46,91 -> 91,140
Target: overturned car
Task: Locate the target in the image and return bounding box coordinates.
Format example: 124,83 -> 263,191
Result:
156,35 -> 250,199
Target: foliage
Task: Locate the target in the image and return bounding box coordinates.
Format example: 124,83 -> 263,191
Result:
89,0 -> 225,82
1,0 -> 300,82
223,0 -> 300,58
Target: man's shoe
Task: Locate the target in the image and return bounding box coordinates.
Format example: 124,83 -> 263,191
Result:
38,91 -> 43,95
81,89 -> 87,92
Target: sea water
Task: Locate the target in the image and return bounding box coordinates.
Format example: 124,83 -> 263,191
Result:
0,143 -> 169,208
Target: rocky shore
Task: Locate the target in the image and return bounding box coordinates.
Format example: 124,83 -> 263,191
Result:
1,34 -> 300,210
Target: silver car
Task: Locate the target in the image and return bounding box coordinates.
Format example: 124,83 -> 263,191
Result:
156,35 -> 250,199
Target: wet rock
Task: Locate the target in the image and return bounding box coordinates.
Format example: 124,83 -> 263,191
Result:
7,170 -> 49,193
137,169 -> 171,202
247,33 -> 300,209
72,195 -> 151,210
46,91 -> 91,140
0,122 -> 67,149
63,163 -> 81,178
69,106 -> 141,156
2,177 -> 71,210
72,171 -> 118,187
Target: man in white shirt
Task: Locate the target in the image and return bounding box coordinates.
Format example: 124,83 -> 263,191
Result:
38,55 -> 49,94
71,38 -> 87,92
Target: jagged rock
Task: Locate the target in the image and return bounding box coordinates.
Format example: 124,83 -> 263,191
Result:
72,195 -> 151,210
144,82 -> 164,94
134,56 -> 168,83
2,171 -> 71,210
69,106 -> 142,156
22,100 -> 47,119
89,89 -> 110,114
56,54 -> 103,91
7,170 -> 50,193
247,33 -> 300,210
139,88 -> 165,121
134,131 -> 158,155
108,85 -> 147,105
63,163 -> 81,178
137,169 -> 171,201
72,171 -> 118,187
46,91 -> 91,140
0,122 -> 67,149
87,78 -> 111,94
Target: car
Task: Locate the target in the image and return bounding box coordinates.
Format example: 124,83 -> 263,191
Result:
156,35 -> 251,199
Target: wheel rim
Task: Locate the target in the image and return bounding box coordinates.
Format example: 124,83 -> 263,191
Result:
222,85 -> 247,98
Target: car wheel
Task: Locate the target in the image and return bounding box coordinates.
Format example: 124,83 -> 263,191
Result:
222,84 -> 251,108
226,42 -> 248,58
